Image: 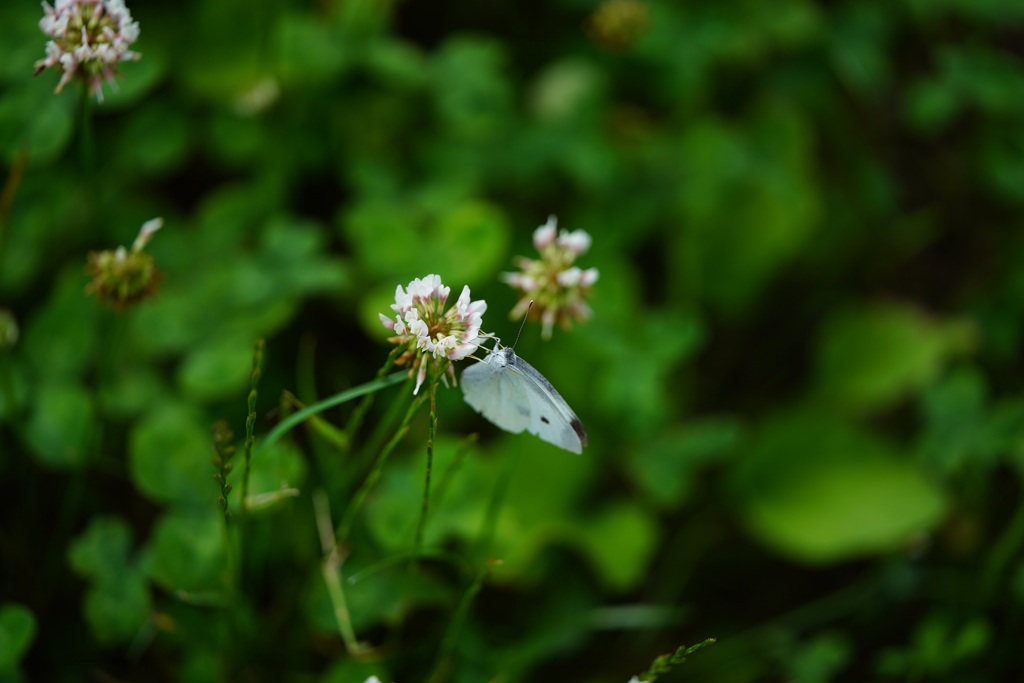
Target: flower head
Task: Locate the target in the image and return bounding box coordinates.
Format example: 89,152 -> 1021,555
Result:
380,274 -> 487,394
33,0 -> 141,102
501,216 -> 599,339
85,217 -> 163,310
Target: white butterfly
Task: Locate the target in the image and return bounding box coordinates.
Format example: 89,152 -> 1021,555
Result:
461,340 -> 588,454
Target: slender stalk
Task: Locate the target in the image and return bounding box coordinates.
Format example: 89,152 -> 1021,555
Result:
313,490 -> 367,656
336,389 -> 426,543
426,560 -> 497,683
77,85 -> 95,169
414,376 -> 439,559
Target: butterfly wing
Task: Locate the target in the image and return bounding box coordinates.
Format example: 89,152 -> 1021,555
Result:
461,349 -> 532,435
506,353 -> 587,454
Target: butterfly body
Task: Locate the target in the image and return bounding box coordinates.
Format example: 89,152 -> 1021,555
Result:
461,344 -> 587,454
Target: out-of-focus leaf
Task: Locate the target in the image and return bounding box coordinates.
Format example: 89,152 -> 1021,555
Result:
67,517 -> 150,646
814,303 -> 973,412
676,104 -> 820,314
275,13 -> 349,86
432,37 -> 512,140
177,334 -> 256,401
25,382 -> 95,469
67,516 -> 133,582
80,571 -> 150,646
142,509 -> 224,594
627,416 -> 742,508
111,99 -> 190,176
0,79 -> 75,165
0,604 -> 37,671
592,312 -> 705,432
21,269 -> 101,379
129,403 -> 213,507
733,412 -> 948,563
576,502 -> 659,591
343,198 -> 510,284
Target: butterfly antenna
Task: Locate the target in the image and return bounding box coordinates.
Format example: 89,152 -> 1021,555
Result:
511,301 -> 533,350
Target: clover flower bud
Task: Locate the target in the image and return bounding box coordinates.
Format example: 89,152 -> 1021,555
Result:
85,217 -> 164,310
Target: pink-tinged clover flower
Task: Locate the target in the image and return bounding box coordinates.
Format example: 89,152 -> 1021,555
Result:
380,274 -> 487,394
33,0 -> 141,102
501,216 -> 599,339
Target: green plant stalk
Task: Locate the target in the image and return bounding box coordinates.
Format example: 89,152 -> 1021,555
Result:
76,85 -> 95,169
426,561 -> 494,683
336,389 -> 426,543
241,339 -> 265,517
414,376 -> 440,559
259,371 -> 408,456
475,444 -> 521,561
313,490 -> 366,656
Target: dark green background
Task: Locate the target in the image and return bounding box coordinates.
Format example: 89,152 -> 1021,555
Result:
2,0 -> 1024,681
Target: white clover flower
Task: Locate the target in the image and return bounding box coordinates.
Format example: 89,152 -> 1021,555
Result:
33,0 -> 141,102
380,274 -> 488,394
533,215 -> 558,250
627,678 -> 650,683
501,215 -> 599,339
557,229 -> 592,255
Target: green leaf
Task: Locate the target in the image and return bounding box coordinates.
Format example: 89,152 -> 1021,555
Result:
343,198 -> 511,285
0,604 -> 37,671
25,382 -> 95,469
129,403 -> 214,507
576,502 -> 659,591
814,304 -> 973,412
0,78 -> 75,165
676,104 -> 819,314
67,516 -> 133,582
627,416 -> 742,508
21,268 -> 101,379
733,412 -> 948,563
275,13 -> 349,85
142,509 -> 224,594
81,571 -> 150,646
177,334 -> 256,401
67,517 -> 150,646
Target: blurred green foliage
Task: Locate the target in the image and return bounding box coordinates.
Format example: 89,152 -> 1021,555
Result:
2,0 -> 1024,681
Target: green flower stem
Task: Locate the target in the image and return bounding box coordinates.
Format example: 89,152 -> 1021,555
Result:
414,377 -> 440,560
258,371 -> 408,456
313,490 -> 367,656
336,389 -> 427,543
76,85 -> 95,169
